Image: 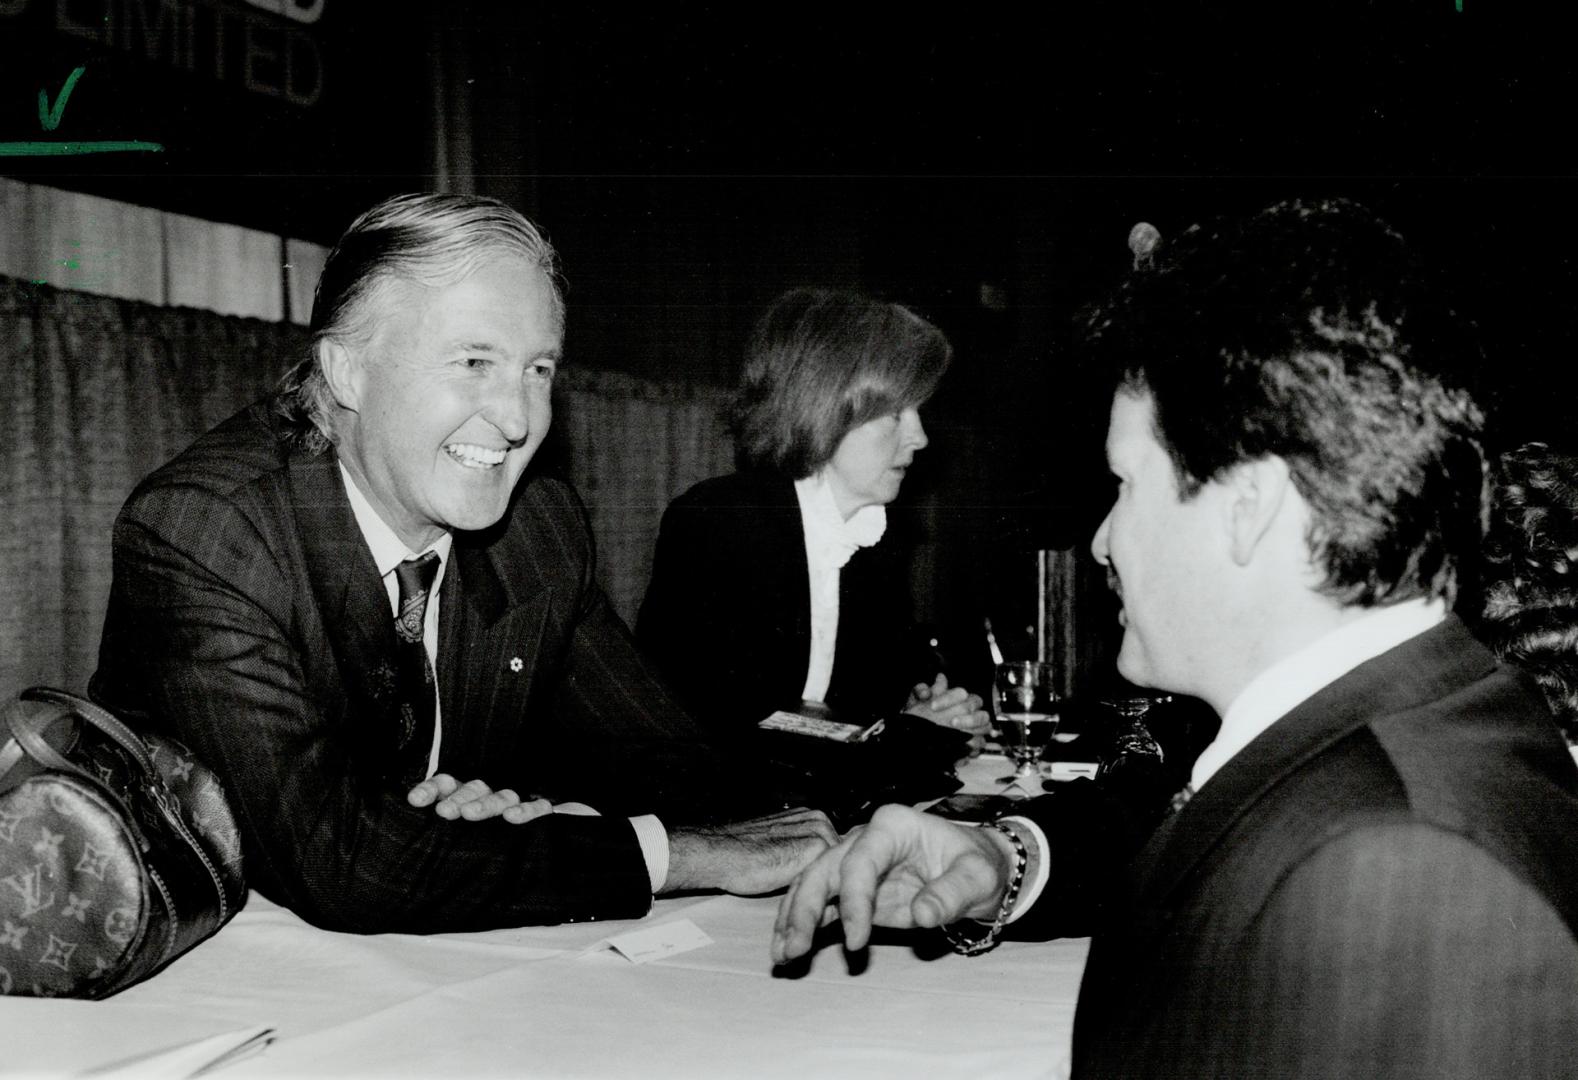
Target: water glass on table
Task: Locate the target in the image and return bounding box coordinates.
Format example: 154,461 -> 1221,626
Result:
993,660 -> 1060,784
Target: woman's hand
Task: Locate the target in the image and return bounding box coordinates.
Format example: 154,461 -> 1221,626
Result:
904,673 -> 990,749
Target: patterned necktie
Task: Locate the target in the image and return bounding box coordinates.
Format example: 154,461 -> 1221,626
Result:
392,552 -> 440,786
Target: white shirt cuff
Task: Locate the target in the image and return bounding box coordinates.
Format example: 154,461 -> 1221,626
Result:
630,814 -> 670,893
998,815 -> 1050,923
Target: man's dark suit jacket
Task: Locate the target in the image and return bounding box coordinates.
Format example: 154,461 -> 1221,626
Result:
636,471 -> 935,739
1013,617 -> 1578,1078
90,399 -> 742,934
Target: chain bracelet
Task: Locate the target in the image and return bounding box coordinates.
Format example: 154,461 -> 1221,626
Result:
940,819 -> 1028,956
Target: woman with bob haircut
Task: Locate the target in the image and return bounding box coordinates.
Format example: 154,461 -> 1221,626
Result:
637,287 -> 989,743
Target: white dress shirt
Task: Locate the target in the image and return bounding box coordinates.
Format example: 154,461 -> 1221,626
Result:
793,472 -> 887,702
341,463 -> 452,779
1190,597 -> 1447,792
340,464 -> 669,891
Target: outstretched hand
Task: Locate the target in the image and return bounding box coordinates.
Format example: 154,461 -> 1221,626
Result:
770,804 -> 1015,964
406,774 -> 556,824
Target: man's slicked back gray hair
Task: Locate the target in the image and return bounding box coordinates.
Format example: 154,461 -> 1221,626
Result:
276,193 -> 564,452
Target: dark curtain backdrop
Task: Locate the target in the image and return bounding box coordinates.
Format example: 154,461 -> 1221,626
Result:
0,275 -> 734,696
545,367 -> 734,622
1,276 -> 301,696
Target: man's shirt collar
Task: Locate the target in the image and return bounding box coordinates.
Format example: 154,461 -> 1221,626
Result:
1190,597 -> 1448,792
339,462 -> 454,578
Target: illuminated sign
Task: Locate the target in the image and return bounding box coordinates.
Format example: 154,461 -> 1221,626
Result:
2,0 -> 325,107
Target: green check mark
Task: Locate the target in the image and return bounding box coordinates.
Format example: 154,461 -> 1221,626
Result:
38,66 -> 86,132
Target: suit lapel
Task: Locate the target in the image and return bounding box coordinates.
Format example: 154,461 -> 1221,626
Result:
287,448 -> 404,726
435,520 -> 551,778
733,475 -> 812,693
761,476 -> 812,651
436,538 -> 507,730
1131,616 -> 1495,912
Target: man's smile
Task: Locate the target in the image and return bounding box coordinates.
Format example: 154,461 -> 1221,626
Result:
445,442 -> 508,469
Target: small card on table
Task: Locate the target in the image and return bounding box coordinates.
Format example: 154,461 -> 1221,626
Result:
581,919 -> 714,964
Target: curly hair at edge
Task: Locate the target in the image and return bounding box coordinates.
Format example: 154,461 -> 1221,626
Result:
1475,441 -> 1578,740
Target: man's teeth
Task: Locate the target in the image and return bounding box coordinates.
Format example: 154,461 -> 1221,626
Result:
445,443 -> 507,468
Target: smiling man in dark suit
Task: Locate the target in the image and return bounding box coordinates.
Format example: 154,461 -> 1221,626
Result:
90,193 -> 835,934
772,199 -> 1578,1077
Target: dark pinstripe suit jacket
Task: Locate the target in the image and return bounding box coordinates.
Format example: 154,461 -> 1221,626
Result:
90,399 -> 735,934
1015,617 -> 1578,1078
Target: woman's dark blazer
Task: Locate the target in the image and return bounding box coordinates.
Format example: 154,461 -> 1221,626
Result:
637,472 -> 936,739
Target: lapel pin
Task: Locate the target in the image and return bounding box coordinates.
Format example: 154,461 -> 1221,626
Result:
509,657 -> 524,673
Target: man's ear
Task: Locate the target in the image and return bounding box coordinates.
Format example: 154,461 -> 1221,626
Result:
317,339 -> 362,414
1223,456 -> 1294,566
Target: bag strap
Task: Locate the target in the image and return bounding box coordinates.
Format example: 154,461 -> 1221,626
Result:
3,692 -> 169,868
19,687 -> 158,778
0,701 -> 36,780
4,699 -> 100,790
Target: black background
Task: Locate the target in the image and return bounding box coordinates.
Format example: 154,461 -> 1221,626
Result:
4,0 -> 1574,673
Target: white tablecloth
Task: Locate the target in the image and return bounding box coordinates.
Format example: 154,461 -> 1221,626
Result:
4,755 -> 1088,1078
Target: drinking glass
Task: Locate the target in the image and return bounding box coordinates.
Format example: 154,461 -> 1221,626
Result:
1107,694 -> 1172,723
1099,694 -> 1172,778
993,660 -> 1060,784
